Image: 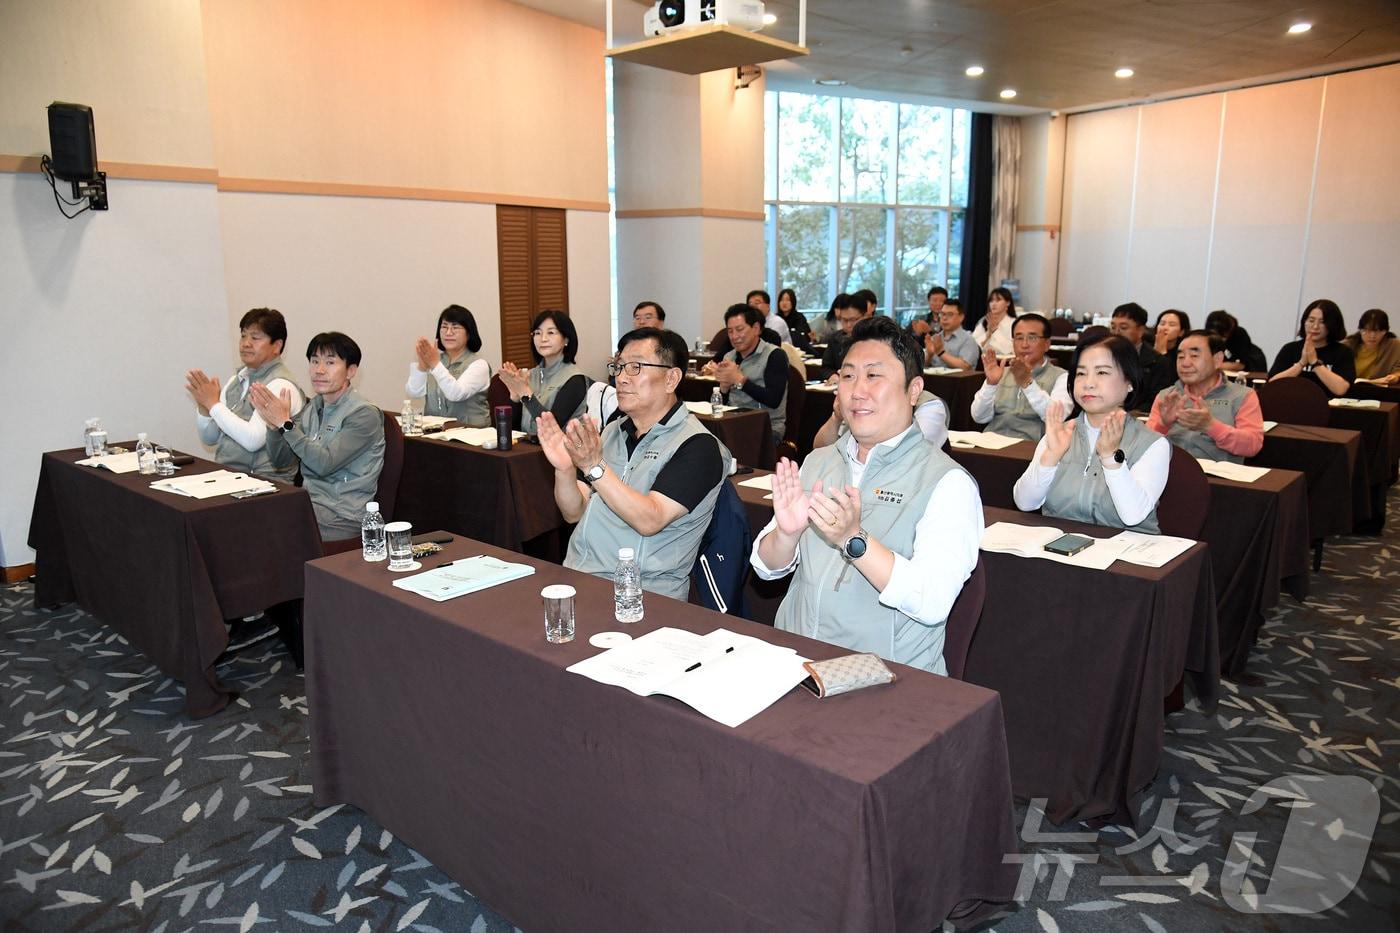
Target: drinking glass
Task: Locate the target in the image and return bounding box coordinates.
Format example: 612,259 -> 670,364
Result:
542,584 -> 576,643
385,521 -> 414,570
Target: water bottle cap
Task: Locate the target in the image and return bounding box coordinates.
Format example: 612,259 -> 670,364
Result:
137,432 -> 148,442
618,547 -> 635,560
86,418 -> 99,427
367,501 -> 380,512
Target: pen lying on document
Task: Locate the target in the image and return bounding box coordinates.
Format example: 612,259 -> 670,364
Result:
684,646 -> 735,672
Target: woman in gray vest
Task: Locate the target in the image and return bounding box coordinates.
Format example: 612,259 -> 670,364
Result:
498,309 -> 591,435
1013,335 -> 1171,533
405,304 -> 492,427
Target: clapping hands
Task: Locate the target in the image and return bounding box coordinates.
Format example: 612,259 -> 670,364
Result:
982,348 -> 1005,384
414,337 -> 439,372
1041,400 -> 1075,466
498,361 -> 531,401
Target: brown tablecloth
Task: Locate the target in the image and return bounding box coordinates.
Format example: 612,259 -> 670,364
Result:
677,378 -> 779,468
728,479 -> 1219,826
28,448 -> 322,717
1250,424 -> 1368,536
395,435 -> 563,552
922,371 -> 986,432
305,538 -> 1018,931
969,506 -> 1220,825
1349,381 -> 1400,405
1328,401 -> 1399,526
945,441 -> 1309,676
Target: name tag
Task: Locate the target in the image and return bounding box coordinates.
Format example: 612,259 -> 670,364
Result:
873,487 -> 905,505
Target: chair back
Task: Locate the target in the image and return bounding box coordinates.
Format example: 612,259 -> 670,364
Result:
1049,317 -> 1074,337
1254,376 -> 1330,427
783,364 -> 806,443
943,555 -> 985,680
1157,444 -> 1209,538
487,373 -> 512,413
378,409 -> 406,520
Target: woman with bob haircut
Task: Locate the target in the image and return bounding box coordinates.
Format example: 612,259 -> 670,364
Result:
498,309 -> 591,435
1012,333 -> 1171,532
1268,298 -> 1355,396
407,304 -> 493,426
973,286 -> 1017,358
1343,308 -> 1399,385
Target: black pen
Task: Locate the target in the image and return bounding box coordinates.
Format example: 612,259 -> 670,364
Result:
684,646 -> 735,672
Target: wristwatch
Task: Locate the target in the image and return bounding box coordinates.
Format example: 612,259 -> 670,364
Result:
841,530 -> 869,561
582,462 -> 606,485
1108,448 -> 1125,464
277,420 -> 294,435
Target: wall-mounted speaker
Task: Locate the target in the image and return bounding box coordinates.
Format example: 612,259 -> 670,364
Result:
47,102 -> 98,182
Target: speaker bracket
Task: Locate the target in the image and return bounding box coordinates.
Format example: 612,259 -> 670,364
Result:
71,171 -> 108,211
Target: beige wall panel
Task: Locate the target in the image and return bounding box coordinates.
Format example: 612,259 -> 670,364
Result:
215,191 -> 502,412
698,70 -> 764,214
1303,64 -> 1400,323
1207,78 -> 1322,356
0,0 -> 215,166
613,62 -> 701,210
1058,107 -> 1138,314
1013,230 -> 1059,313
201,0 -> 607,204
699,217 -> 764,338
616,217 -> 705,342
565,209 -> 616,381
1125,94 -> 1219,312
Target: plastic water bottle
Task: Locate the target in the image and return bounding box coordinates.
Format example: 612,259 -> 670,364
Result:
361,501 -> 386,561
613,547 -> 643,623
400,400 -> 418,436
136,433 -> 157,474
83,418 -> 107,456
710,386 -> 724,415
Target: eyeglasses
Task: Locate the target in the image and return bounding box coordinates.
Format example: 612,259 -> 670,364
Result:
439,323 -> 466,333
1013,334 -> 1047,343
607,360 -> 674,377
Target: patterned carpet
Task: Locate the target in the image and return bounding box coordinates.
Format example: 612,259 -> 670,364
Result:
1,489 -> 1396,932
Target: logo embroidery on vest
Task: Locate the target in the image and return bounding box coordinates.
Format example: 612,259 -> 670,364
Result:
643,450 -> 661,461
874,487 -> 904,505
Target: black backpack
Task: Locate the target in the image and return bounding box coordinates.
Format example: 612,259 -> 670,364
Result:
691,480 -> 751,616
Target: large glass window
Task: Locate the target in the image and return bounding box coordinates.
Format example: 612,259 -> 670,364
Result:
766,91 -> 971,328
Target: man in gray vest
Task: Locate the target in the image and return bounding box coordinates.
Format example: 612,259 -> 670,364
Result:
752,316 -> 983,676
970,312 -> 1071,441
541,327 -> 728,600
251,332 -> 385,542
712,304 -> 789,446
186,308 -> 306,484
1147,330 -> 1265,463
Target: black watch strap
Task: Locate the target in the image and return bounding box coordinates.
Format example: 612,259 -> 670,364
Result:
278,420 -> 294,435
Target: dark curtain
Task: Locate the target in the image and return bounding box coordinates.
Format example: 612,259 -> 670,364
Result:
959,112 -> 995,332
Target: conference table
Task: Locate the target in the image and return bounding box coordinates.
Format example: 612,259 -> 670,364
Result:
729,476 -> 1220,826
1250,423 -> 1369,537
942,440 -> 1309,676
304,537 -> 1019,931
28,447 -> 323,717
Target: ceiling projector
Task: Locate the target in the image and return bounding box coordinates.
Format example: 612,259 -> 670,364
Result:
644,0 -> 767,37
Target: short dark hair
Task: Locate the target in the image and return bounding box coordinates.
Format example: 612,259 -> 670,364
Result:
1203,310 -> 1236,337
943,298 -> 962,312
746,289 -> 771,306
854,288 -> 878,311
1299,298 -> 1346,344
633,300 -> 665,321
618,327 -> 687,370
1179,329 -> 1225,355
1068,333 -> 1143,413
1111,302 -> 1148,327
239,308 -> 287,352
848,315 -> 923,387
1013,313 -> 1051,340
725,303 -> 764,328
1155,309 -> 1191,333
306,331 -> 362,368
529,309 -> 579,365
436,304 -> 483,353
832,292 -> 863,313
927,286 -> 949,300
1357,308 -> 1393,339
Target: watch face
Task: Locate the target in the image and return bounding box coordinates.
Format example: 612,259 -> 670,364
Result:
845,534 -> 868,559
1113,448 -> 1125,464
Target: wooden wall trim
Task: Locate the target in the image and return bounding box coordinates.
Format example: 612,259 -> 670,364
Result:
217,176 -> 611,212
3,563 -> 36,584
0,155 -> 611,212
616,207 -> 766,221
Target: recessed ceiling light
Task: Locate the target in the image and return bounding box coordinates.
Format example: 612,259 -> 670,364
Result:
1115,67 -> 1134,78
1288,22 -> 1312,34
965,65 -> 985,77
999,88 -> 1017,99
814,78 -> 848,87
762,12 -> 777,25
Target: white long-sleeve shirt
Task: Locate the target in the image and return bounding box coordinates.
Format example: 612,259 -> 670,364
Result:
405,358 -> 491,402
972,314 -> 1015,357
751,427 -> 983,626
969,370 -> 1072,425
195,371 -> 305,453
915,395 -> 949,449
1012,422 -> 1171,527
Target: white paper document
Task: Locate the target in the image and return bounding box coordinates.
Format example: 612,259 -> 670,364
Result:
947,431 -> 1024,450
738,473 -> 774,491
979,521 -> 1121,570
567,627 -> 810,728
413,415 -> 453,430
150,470 -> 275,499
1105,530 -> 1196,568
1329,397 -> 1381,409
1262,420 -> 1278,432
804,382 -> 836,393
685,401 -> 737,415
76,451 -> 167,474
437,426 -> 526,446
391,555 -> 536,601
923,366 -> 962,375
1195,458 -> 1271,483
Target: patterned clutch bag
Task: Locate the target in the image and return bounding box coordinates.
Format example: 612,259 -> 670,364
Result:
801,653 -> 897,698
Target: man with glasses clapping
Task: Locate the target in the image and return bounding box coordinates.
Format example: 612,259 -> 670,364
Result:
969,313 -> 1072,441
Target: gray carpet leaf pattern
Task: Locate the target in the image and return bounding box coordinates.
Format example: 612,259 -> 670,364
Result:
2,489 -> 1397,931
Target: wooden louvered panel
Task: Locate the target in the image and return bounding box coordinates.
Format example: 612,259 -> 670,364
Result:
531,209 -> 570,312
497,204 -> 571,369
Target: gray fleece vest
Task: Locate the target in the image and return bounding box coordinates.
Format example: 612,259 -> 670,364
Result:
727,341 -> 787,439
988,360 -> 1064,441
217,358 -> 305,483
298,389 -> 386,538
522,359 -> 587,435
564,405 -> 731,600
1164,378 -> 1253,464
776,426 -> 964,675
426,350 -> 491,427
1043,415 -> 1161,533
